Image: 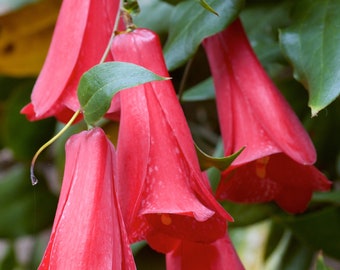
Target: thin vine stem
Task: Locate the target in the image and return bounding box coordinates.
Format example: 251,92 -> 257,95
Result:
30,0 -> 124,186
99,0 -> 123,63
30,110 -> 81,185
178,58 -> 194,101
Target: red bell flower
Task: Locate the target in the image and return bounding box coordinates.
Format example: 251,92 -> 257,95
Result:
21,0 -> 119,123
166,234 -> 244,270
111,28 -> 232,253
203,19 -> 331,213
38,128 -> 136,269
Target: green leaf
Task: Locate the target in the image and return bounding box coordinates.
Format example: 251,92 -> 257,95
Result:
222,202 -> 279,227
279,0 -> 340,116
305,102 -> 340,179
312,191 -> 340,206
163,0 -> 244,70
277,207 -> 340,260
195,144 -> 244,171
77,62 -> 168,126
133,0 -> 173,34
158,0 -> 182,5
181,77 -> 215,102
206,138 -> 224,192
199,0 -> 219,16
316,252 -> 334,270
240,1 -> 292,66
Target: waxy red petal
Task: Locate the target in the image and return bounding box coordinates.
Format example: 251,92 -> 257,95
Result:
166,234 -> 245,270
39,128 -> 135,269
217,153 -> 331,213
112,29 -> 231,252
21,0 -> 118,122
203,19 -> 331,213
203,19 -> 316,165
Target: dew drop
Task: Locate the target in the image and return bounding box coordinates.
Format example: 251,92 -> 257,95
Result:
30,167 -> 38,186
31,174 -> 39,186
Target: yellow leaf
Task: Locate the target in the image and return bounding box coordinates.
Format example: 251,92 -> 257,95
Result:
0,0 -> 61,77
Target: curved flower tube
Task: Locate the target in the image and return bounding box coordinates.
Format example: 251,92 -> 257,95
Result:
111,28 -> 232,253
203,19 -> 331,213
21,0 -> 119,123
38,128 -> 136,269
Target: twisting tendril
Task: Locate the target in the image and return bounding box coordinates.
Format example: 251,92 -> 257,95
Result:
30,109 -> 81,185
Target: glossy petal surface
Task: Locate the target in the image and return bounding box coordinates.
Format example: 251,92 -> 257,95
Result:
217,154 -> 331,213
39,128 -> 135,269
21,0 -> 118,123
112,29 -> 231,253
204,19 -> 316,166
203,19 -> 331,213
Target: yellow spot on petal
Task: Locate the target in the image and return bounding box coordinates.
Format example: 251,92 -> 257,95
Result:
161,214 -> 172,226
256,166 -> 266,178
255,156 -> 270,179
